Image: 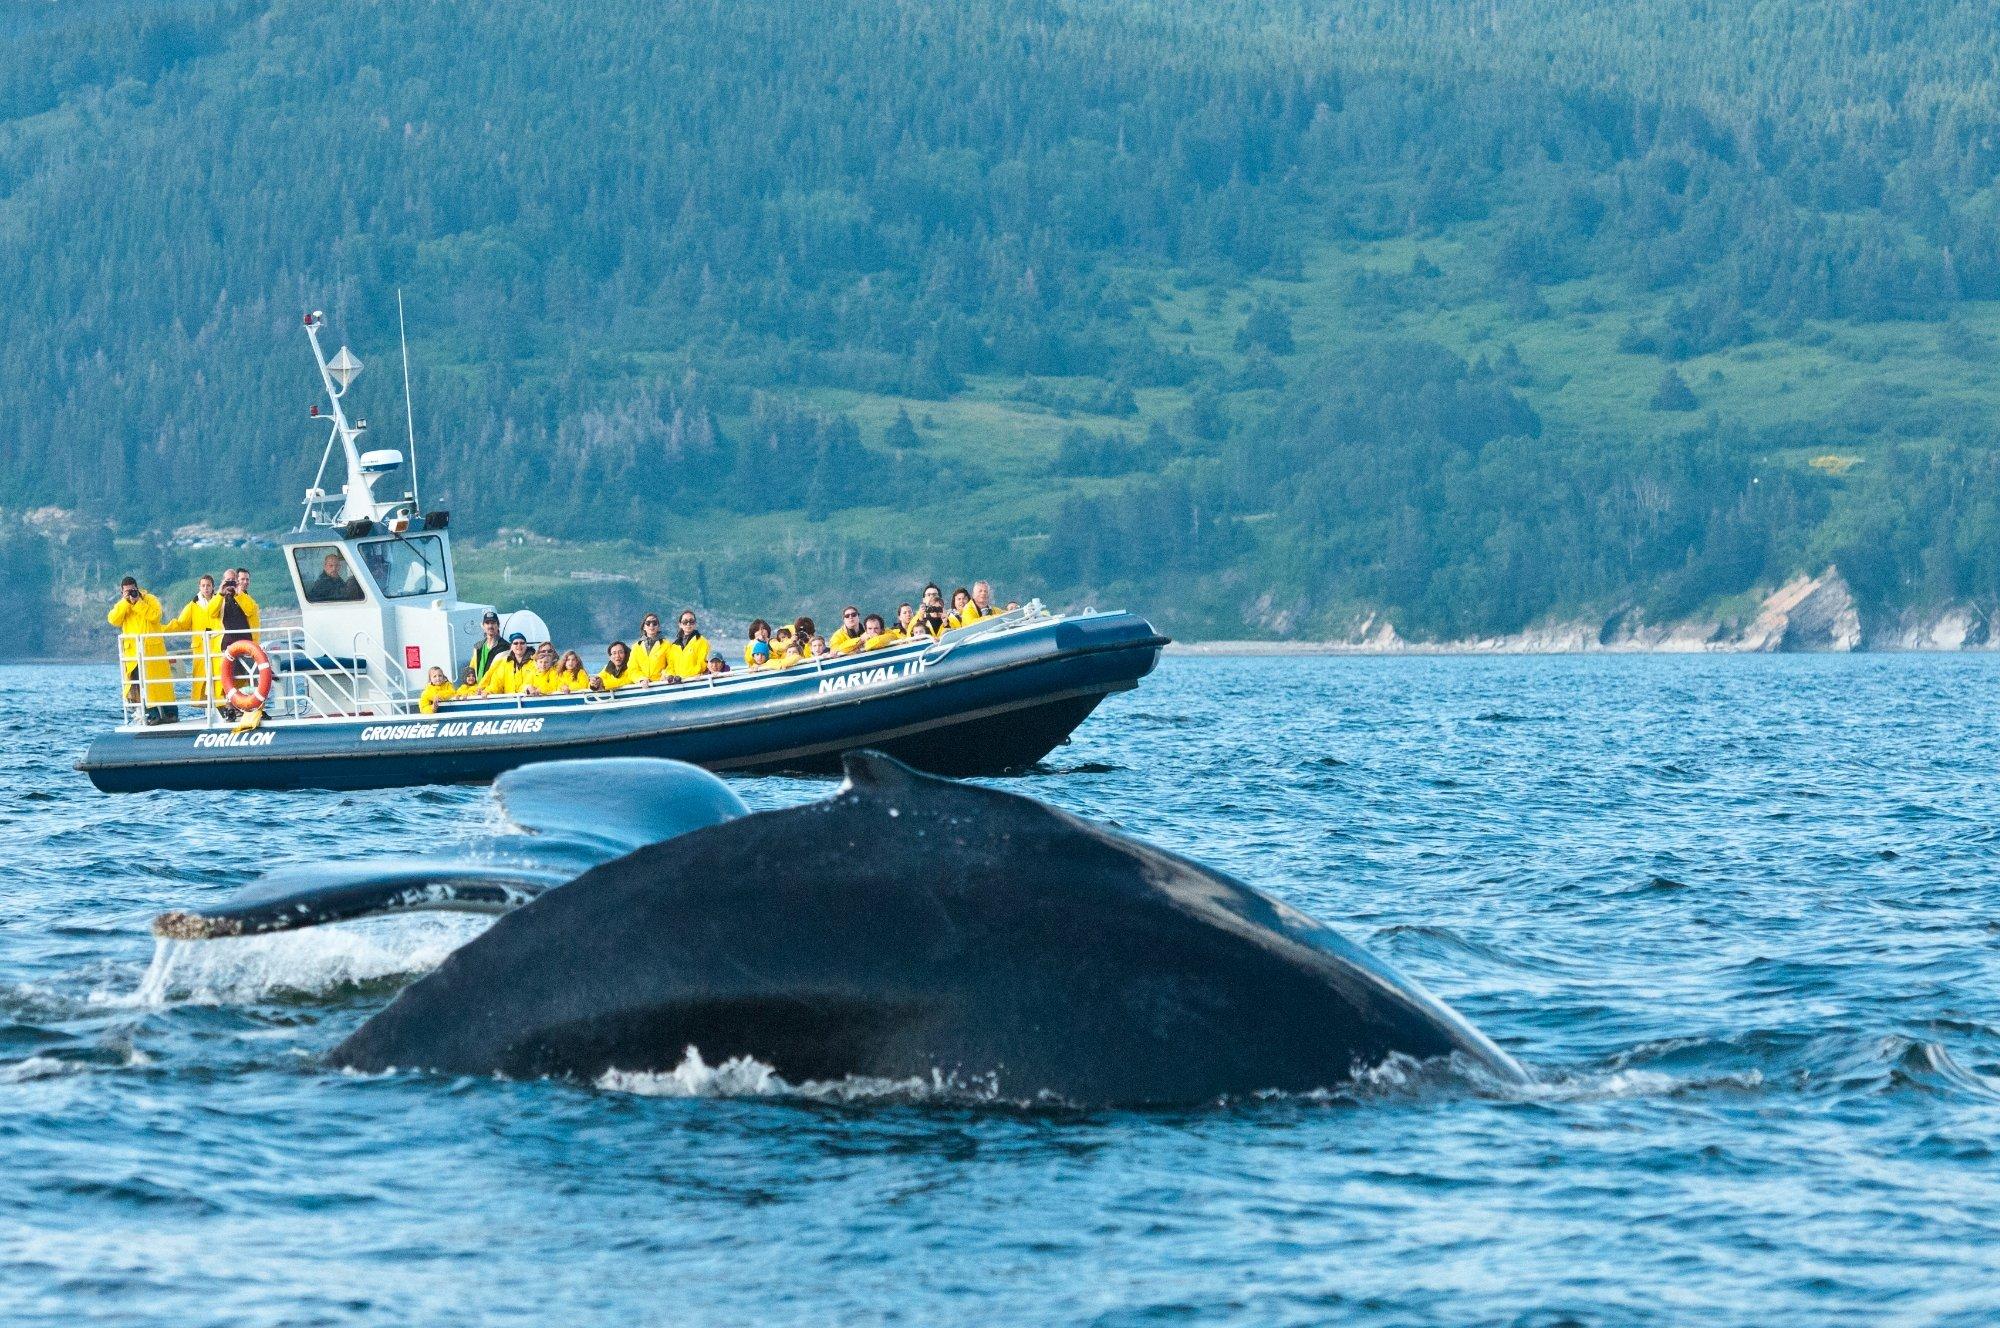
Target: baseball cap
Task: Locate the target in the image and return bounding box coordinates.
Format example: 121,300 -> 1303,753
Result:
482,610 -> 500,624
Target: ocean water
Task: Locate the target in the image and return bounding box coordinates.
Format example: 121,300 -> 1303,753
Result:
3,654 -> 1998,1326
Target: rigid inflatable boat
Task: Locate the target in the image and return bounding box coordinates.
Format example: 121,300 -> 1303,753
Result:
79,312 -> 1165,794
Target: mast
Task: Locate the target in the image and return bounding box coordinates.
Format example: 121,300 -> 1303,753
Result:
301,310 -> 412,527
398,290 -> 421,515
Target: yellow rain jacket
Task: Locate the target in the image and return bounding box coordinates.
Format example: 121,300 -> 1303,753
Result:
520,661 -> 565,696
666,634 -> 710,679
163,593 -> 224,700
828,627 -> 868,655
418,682 -> 457,714
551,667 -> 591,694
953,601 -> 989,629
863,628 -> 905,651
743,641 -> 773,669
109,592 -> 174,705
596,662 -> 642,691
631,636 -> 673,682
480,653 -> 535,695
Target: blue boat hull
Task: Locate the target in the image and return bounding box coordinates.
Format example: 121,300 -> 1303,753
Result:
79,612 -> 1167,792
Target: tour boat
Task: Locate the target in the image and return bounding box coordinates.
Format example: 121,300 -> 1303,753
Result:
78,312 -> 1167,793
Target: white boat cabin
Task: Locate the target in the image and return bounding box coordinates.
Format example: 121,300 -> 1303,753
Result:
279,312 -> 515,714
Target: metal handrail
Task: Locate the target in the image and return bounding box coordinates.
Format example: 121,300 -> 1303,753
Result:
112,625 -> 406,728
115,600 -> 1062,727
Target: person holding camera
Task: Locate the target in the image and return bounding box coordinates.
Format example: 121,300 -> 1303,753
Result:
218,568 -> 260,649
108,576 -> 177,724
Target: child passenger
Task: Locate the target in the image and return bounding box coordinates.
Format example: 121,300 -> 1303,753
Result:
554,650 -> 591,693
744,619 -> 773,668
418,666 -> 456,714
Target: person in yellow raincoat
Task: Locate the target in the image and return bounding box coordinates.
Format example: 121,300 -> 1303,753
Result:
417,666 -> 458,714
552,650 -> 593,693
479,634 -> 535,694
743,619 -> 773,669
666,610 -> 710,678
861,613 -> 902,649
828,606 -> 869,655
945,587 -> 975,630
631,614 -> 672,682
520,642 -> 565,695
109,577 -> 176,722
594,641 -> 642,692
163,574 -> 223,702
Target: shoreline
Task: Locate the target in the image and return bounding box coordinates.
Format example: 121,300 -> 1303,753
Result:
1167,640 -> 2000,657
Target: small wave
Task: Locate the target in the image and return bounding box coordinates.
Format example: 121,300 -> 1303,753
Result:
1506,1064 -> 1768,1103
109,915 -> 489,1008
1023,761 -> 1124,777
1,1054 -> 79,1084
1888,1039 -> 2000,1103
1373,923 -> 1531,971
1237,1051 -> 1532,1108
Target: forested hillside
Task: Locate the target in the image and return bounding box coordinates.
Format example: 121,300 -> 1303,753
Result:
3,0 -> 1998,644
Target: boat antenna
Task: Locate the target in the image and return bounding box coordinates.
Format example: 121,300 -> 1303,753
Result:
397,288 -> 421,514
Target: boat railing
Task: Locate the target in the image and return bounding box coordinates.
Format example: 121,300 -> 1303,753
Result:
111,625 -> 411,729
421,600 -> 1057,714
117,600 -> 1062,726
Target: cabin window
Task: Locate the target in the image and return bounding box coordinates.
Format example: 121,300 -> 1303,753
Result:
294,545 -> 367,604
359,535 -> 449,598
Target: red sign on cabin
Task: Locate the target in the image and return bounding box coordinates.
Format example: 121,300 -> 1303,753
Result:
405,646 -> 422,670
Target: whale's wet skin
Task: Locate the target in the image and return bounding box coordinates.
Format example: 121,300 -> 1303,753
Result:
5,656 -> 2000,1323
289,752 -> 1524,1100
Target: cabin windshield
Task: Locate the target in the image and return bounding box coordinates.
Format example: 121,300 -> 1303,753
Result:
359,536 -> 449,598
293,545 -> 366,604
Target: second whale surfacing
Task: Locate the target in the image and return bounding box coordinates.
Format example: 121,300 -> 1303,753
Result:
318,752 -> 1526,1104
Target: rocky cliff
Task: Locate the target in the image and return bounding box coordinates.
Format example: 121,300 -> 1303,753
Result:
1189,567 -> 1994,654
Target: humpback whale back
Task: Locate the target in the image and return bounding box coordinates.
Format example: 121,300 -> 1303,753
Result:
331,752 -> 1525,1103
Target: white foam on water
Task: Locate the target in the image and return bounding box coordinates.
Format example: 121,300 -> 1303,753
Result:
108,914 -> 492,1008
1500,1064 -> 1766,1103
597,1046 -> 1004,1104
0,1055 -> 77,1084
598,1047 -> 788,1098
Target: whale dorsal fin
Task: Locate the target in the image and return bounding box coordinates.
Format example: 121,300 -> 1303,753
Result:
838,749 -> 938,791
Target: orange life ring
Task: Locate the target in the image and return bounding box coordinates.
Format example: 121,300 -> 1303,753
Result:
218,640 -> 275,712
